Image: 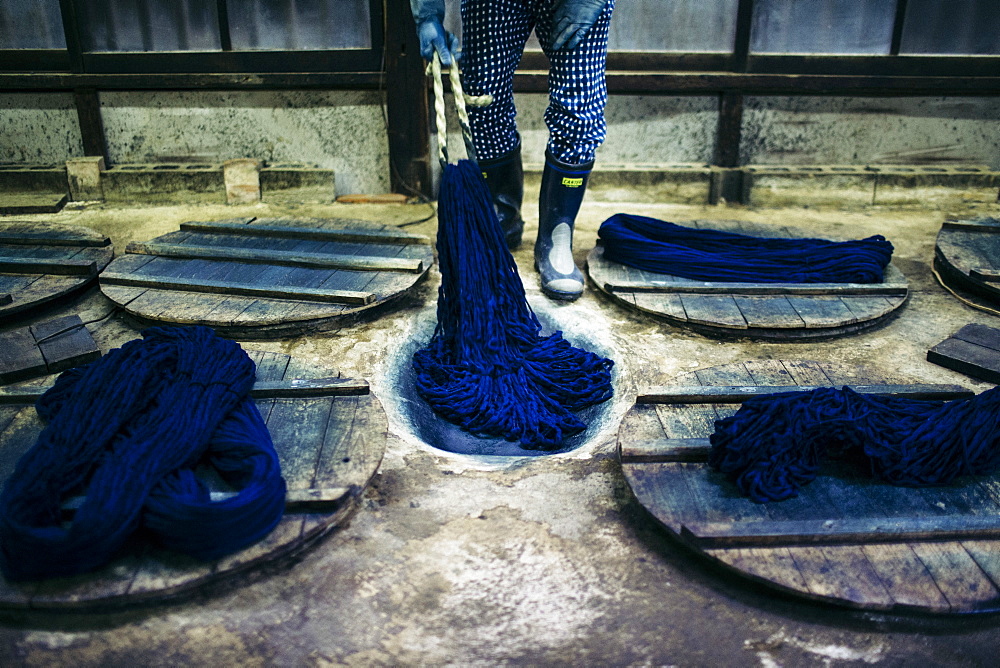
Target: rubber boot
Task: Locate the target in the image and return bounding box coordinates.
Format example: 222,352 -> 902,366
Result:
479,146 -> 524,250
535,151 -> 592,301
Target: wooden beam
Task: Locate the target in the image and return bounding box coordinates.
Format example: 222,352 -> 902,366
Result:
73,87 -> 108,162
942,218 -> 1000,233
620,438 -> 712,464
250,377 -> 370,398
0,233 -> 110,247
604,279 -> 908,297
636,384 -> 974,404
125,241 -> 424,273
180,220 -> 430,245
61,486 -> 351,516
682,515 -> 1000,548
0,256 -> 97,276
0,377 -> 369,404
384,0 -> 433,198
99,272 -> 376,305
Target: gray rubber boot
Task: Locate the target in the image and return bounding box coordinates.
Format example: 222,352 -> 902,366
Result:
535,151 -> 593,301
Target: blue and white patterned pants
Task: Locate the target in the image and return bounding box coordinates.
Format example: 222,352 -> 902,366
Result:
460,0 -> 614,165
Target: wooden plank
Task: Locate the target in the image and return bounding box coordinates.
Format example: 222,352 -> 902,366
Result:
126,241 -> 425,274
942,218 -> 1000,233
100,271 -> 376,306
252,378 -> 369,398
60,487 -> 349,515
679,295 -> 747,329
0,256 -> 96,276
732,295 -> 806,328
909,541 -> 1000,611
950,323 -> 1000,350
839,295 -> 896,322
682,515 -> 1000,548
605,278 -> 907,296
785,545 -> 895,610
620,437 -> 711,463
928,337 -> 1000,384
0,328 -> 48,384
631,292 -> 688,320
0,233 -> 110,247
30,315 -> 101,375
968,267 -> 1000,282
937,235 -> 994,280
0,377 -> 367,404
786,295 -> 858,328
181,220 -> 430,245
707,547 -> 812,594
636,383 -> 972,404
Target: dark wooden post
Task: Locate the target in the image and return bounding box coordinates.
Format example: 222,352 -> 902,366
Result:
384,0 -> 433,198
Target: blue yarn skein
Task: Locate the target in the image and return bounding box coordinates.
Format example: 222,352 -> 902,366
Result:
709,386 -> 1000,503
412,160 -> 614,449
598,213 -> 894,283
0,326 -> 286,581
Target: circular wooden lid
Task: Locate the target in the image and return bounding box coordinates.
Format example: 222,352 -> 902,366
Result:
934,217 -> 1000,312
0,221 -> 113,321
588,220 -> 908,340
0,350 -> 385,610
100,217 -> 434,339
619,359 -> 1000,614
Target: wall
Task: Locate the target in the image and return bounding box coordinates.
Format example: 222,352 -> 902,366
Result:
99,90 -> 389,195
3,90 -> 1000,194
0,93 -> 84,163
742,96 -> 1000,168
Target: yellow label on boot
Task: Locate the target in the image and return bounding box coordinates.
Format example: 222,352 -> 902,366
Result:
561,176 -> 584,187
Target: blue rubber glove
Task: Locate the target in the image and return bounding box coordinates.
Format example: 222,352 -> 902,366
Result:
410,0 -> 459,66
549,0 -> 609,51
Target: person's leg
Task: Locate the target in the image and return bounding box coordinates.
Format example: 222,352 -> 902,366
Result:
531,0 -> 614,300
461,0 -> 535,247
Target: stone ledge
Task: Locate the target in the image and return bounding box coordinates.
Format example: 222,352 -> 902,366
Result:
0,161 -> 337,205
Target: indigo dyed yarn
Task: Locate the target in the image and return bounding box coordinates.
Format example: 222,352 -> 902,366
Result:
0,326 -> 286,581
412,159 -> 614,449
598,213 -> 894,283
709,386 -> 1000,503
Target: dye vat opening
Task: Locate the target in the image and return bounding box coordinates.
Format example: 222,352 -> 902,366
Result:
383,299 -> 619,458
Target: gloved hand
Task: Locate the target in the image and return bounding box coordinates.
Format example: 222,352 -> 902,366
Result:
410,0 -> 459,66
549,0 -> 609,51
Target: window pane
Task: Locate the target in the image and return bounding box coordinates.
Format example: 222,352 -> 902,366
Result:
228,0 -> 371,50
900,0 -> 1000,55
446,0 -> 737,53
751,0 -> 895,54
0,0 -> 66,49
609,0 -> 737,52
79,0 -> 221,52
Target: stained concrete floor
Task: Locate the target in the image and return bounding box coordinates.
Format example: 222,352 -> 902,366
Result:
1,186 -> 1000,666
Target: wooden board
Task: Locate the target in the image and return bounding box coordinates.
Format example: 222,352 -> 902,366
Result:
0,315 -> 101,384
99,217 -> 434,339
0,350 -> 386,610
619,359 -> 1000,614
0,221 -> 113,321
587,220 -> 908,340
928,323 -> 1000,384
935,217 -> 1000,312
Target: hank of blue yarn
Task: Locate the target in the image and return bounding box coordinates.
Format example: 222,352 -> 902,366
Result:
708,386 -> 1000,503
598,213 -> 894,283
412,159 -> 614,449
0,326 -> 286,581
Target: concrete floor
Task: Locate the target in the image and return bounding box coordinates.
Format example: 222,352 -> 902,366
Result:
1,186 -> 1000,666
